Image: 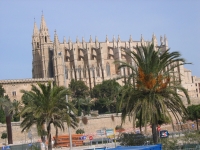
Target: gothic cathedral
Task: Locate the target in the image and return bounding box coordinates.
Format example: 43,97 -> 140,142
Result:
32,15 -> 174,90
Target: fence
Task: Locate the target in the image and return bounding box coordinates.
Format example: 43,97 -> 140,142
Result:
0,142 -> 41,150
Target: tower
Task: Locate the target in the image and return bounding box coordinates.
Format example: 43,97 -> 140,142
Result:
32,15 -> 54,79
32,20 -> 43,78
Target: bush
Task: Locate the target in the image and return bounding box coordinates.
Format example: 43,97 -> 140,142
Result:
1,132 -> 7,139
76,129 -> 85,134
119,133 -> 152,146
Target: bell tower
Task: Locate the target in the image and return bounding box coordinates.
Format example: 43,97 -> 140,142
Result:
39,14 -> 53,78
32,20 -> 43,78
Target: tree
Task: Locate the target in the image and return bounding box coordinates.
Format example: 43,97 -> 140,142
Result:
0,84 -> 13,144
91,79 -> 121,113
81,97 -> 94,115
0,84 -> 6,123
69,79 -> 90,116
10,100 -> 21,122
20,82 -> 78,150
69,79 -> 89,99
116,44 -> 190,144
72,97 -> 94,116
187,104 -> 200,130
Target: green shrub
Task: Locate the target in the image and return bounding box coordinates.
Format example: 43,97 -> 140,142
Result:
119,133 -> 152,146
1,132 -> 7,139
76,129 -> 85,134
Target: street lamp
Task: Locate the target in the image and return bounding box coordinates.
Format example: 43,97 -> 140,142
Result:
58,51 -> 73,150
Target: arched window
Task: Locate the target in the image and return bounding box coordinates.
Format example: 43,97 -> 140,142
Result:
97,66 -> 100,77
37,42 -> 39,48
90,65 -> 95,78
106,63 -> 110,76
83,67 -> 86,78
45,36 -> 47,43
123,67 -> 126,76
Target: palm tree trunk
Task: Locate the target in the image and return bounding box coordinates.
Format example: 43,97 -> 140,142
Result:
6,115 -> 13,144
55,127 -> 58,147
196,118 -> 199,130
152,123 -> 158,144
47,124 -> 52,150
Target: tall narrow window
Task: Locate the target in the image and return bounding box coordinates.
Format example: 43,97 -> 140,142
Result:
12,91 -> 16,96
92,66 -> 95,78
97,66 -> 100,77
83,67 -> 86,78
45,36 -> 47,43
106,63 -> 110,76
37,42 -> 39,48
123,67 -> 126,76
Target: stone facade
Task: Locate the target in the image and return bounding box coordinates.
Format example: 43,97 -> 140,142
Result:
0,78 -> 54,101
32,15 -> 171,90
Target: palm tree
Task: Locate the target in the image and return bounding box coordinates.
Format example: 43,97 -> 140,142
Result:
81,97 -> 95,115
20,82 -> 78,150
116,44 -> 190,143
10,100 -> 22,122
0,97 -> 13,144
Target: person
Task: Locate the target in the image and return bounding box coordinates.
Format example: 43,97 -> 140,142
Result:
51,139 -> 55,147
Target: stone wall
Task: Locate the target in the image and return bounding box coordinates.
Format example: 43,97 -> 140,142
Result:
0,113 -> 199,146
0,114 -> 134,145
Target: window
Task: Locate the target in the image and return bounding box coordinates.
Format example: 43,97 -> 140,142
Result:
106,63 -> 110,76
97,66 -> 100,77
12,91 -> 16,96
37,42 -> 39,48
45,36 -> 47,43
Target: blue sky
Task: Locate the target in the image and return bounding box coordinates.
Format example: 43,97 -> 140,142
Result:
0,0 -> 200,79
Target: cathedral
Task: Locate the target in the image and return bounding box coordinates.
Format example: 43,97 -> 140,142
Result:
1,14 -> 200,103
32,15 -> 170,90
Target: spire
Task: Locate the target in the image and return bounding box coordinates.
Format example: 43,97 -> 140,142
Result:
112,35 -> 116,42
54,30 -> 59,45
68,37 -> 72,43
33,19 -> 39,36
82,37 -> 85,43
164,34 -> 168,48
160,36 -> 163,45
40,14 -> 48,32
141,34 -> 144,42
152,33 -> 156,40
117,35 -> 121,42
105,35 -> 109,42
63,36 -> 67,44
76,36 -> 79,43
95,36 -> 98,43
89,35 -> 93,43
152,33 -> 157,46
129,35 -> 133,42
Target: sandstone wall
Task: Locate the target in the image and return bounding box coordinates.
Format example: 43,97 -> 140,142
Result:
0,114 -> 133,145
